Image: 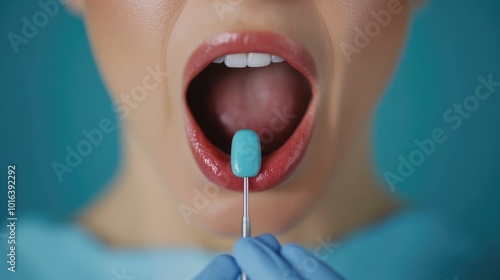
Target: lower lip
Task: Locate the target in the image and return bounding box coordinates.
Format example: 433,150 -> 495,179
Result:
183,31 -> 318,192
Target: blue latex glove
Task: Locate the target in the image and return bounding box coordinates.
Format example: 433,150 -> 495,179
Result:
234,234 -> 344,280
194,235 -> 277,280
195,234 -> 343,280
195,254 -> 240,280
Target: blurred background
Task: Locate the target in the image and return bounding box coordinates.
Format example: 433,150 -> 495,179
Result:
1,0 -> 499,274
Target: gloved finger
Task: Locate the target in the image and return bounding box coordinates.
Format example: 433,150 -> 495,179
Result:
281,244 -> 344,280
194,254 -> 240,280
234,238 -> 294,280
255,234 -> 281,252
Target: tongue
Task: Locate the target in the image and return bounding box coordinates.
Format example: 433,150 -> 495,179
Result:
189,63 -> 311,155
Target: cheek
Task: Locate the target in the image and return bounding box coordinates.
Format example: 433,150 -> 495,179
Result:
323,0 -> 411,88
84,1 -> 199,204
318,0 -> 411,81
84,0 -> 188,148
317,0 -> 411,133
84,0 -> 181,101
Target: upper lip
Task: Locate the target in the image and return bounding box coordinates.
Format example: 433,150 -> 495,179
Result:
183,31 -> 318,191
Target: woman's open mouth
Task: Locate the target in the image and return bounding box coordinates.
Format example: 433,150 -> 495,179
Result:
183,32 -> 318,191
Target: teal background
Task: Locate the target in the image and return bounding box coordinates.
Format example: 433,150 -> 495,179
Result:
1,0 -> 499,256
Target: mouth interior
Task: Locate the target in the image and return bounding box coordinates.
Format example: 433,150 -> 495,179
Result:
187,61 -> 312,156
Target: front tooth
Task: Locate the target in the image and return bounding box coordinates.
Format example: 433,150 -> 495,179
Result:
247,53 -> 271,68
213,56 -> 224,63
271,55 -> 285,63
225,53 -> 247,68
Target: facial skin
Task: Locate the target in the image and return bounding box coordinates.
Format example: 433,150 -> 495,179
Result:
73,0 -> 413,245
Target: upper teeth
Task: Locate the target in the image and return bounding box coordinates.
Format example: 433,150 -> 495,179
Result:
213,53 -> 285,68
